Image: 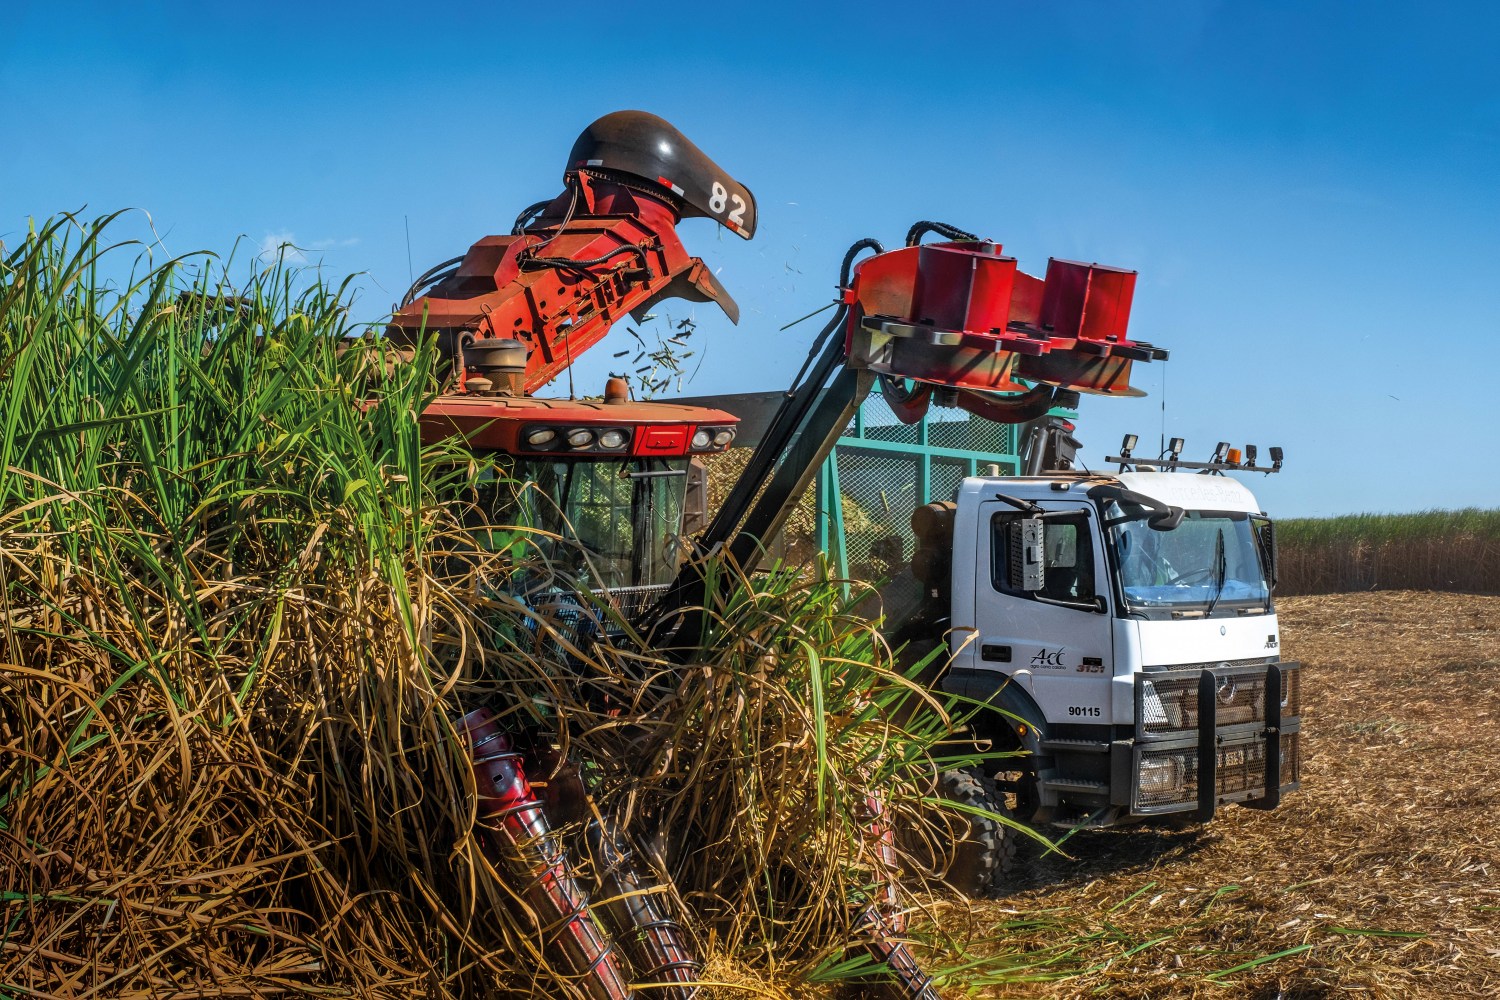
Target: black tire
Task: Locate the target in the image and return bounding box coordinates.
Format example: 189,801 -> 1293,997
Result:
936,767 -> 1017,898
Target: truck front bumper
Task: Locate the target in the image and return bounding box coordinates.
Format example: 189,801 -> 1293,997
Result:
1123,661 -> 1302,818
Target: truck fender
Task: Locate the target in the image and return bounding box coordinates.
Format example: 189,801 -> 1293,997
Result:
941,668 -> 1047,756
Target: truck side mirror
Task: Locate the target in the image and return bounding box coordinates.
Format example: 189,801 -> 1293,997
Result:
1008,521 -> 1044,590
1148,506 -> 1185,530
1258,519 -> 1279,590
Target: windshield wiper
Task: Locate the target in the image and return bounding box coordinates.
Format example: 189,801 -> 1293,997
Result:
1204,528 -> 1228,618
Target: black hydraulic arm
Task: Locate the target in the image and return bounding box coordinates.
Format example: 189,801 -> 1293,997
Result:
727,364 -> 871,569
644,302 -> 865,647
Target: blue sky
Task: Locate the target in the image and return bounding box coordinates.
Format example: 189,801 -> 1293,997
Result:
4,1 -> 1497,517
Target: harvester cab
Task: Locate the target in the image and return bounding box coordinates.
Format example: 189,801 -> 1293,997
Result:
387,112 -> 775,1000
391,111 -> 750,600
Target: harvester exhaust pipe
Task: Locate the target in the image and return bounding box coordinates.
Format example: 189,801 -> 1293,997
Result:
457,709 -> 636,1000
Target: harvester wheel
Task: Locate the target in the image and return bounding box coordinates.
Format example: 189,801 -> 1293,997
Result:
937,767 -> 1017,898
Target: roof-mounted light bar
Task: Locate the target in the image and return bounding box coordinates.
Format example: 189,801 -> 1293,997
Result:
1108,434 -> 1283,475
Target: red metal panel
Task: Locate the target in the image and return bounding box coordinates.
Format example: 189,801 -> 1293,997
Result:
632,424 -> 691,456
910,243 -> 1016,333
1039,259 -> 1137,343
844,240 -> 1160,398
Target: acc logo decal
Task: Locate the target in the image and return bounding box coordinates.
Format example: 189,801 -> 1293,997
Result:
1030,648 -> 1065,668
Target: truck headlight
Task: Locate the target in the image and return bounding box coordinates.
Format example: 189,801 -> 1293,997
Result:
1137,750 -> 1194,808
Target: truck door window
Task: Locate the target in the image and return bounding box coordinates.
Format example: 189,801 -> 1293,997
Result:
991,512 -> 1096,604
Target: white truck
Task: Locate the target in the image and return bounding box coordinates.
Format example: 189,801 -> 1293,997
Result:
901,441 -> 1300,891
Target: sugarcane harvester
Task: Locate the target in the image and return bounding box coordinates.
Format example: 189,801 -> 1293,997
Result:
390,112 -> 756,1000
391,112 -> 940,1000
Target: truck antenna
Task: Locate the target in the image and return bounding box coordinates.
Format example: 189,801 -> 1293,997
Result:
1159,359 -> 1169,459
404,215 -> 414,287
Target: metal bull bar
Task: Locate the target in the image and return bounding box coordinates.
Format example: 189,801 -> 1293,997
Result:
1132,661 -> 1301,817
1194,662 -> 1299,820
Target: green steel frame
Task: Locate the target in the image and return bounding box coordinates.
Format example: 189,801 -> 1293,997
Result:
813,388 -> 1072,580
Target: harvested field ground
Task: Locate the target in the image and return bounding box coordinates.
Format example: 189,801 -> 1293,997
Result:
940,590 -> 1500,998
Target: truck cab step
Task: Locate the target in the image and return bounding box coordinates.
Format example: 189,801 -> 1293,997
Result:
1040,738 -> 1111,754
1042,777 -> 1110,794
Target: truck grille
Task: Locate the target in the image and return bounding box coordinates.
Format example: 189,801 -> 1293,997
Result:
1138,662 -> 1300,738
599,584 -> 670,624
526,584 -> 669,660
1144,656 -> 1271,672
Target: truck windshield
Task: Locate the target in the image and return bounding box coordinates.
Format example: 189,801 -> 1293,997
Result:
469,457 -> 688,590
1105,504 -> 1271,617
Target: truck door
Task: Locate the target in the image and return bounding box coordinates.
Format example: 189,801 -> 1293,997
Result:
971,500 -> 1115,726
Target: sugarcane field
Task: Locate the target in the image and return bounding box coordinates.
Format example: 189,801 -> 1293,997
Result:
5,6 -> 1500,999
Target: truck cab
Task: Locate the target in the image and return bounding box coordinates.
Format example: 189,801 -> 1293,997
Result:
936,469 -> 1300,828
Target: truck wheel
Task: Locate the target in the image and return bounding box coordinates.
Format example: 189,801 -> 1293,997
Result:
937,767 -> 1017,897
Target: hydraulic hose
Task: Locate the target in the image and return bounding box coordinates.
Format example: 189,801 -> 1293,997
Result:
519,243 -> 649,276
957,384 -> 1077,424
400,255 -> 465,307
904,220 -> 979,246
513,198 -> 554,234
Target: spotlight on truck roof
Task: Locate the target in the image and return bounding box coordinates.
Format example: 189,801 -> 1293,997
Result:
1245,444 -> 1258,466
1120,434 -> 1138,459
1168,437 -> 1184,460
1211,441 -> 1230,464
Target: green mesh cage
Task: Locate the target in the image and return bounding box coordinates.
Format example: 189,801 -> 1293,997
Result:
814,387 -> 1032,583
700,386 -> 1071,583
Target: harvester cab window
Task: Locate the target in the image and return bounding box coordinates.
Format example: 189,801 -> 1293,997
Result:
460,457 -> 688,591
528,459 -> 687,590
